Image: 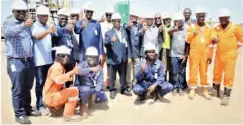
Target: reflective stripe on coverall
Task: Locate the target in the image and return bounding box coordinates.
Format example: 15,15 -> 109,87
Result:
186,23 -> 215,88
213,22 -> 243,88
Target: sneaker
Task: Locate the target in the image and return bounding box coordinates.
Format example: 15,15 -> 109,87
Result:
15,116 -> 31,124
63,115 -> 83,122
39,107 -> 49,116
178,89 -> 184,96
172,89 -> 177,96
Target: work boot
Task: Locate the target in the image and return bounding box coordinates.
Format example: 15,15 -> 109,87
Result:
172,89 -> 177,96
63,115 -> 83,122
189,88 -> 196,99
202,87 -> 212,100
221,87 -> 232,106
178,89 -> 184,96
212,83 -> 220,97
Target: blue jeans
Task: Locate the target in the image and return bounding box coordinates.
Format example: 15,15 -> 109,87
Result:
133,81 -> 173,97
7,58 -> 35,117
35,64 -> 52,109
169,57 -> 188,89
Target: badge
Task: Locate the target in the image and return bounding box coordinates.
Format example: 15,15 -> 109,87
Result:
94,29 -> 98,36
154,73 -> 158,79
122,38 -> 128,47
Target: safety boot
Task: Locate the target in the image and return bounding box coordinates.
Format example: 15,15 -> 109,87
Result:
189,88 -> 196,99
221,87 -> 232,106
212,83 -> 220,97
202,87 -> 212,100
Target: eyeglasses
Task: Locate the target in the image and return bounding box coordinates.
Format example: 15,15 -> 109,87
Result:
86,10 -> 93,14
106,14 -> 112,17
15,10 -> 27,13
155,17 -> 161,20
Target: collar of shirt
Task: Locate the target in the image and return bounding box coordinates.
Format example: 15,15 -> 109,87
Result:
36,20 -> 48,28
114,28 -> 122,41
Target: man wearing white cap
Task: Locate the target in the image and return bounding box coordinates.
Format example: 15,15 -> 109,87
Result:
212,8 -> 243,106
186,7 -> 215,100
74,3 -> 105,65
3,0 -> 41,124
100,6 -> 114,89
104,12 -> 132,99
31,5 -> 56,116
168,13 -> 189,96
43,45 -> 82,122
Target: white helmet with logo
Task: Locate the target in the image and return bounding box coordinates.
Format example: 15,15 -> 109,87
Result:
173,12 -> 184,21
54,45 -> 71,55
112,12 -> 121,20
57,8 -> 70,17
12,0 -> 28,10
144,43 -> 156,52
36,5 -> 50,15
217,8 -> 231,18
195,7 -> 207,14
86,47 -> 99,56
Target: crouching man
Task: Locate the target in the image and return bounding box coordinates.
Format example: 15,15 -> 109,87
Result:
133,43 -> 173,101
43,45 -> 82,122
75,47 -> 107,118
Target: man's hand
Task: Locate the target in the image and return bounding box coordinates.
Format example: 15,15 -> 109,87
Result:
140,63 -> 146,74
128,58 -> 132,63
142,23 -> 148,31
90,65 -> 100,73
48,25 -> 56,33
213,37 -> 220,44
67,23 -> 74,31
193,30 -> 198,36
129,20 -> 134,28
70,19 -> 77,25
181,56 -> 188,65
99,54 -> 105,66
81,19 -> 88,29
159,25 -> 163,32
207,58 -> 212,64
111,35 -> 117,42
72,63 -> 80,75
147,84 -> 157,96
24,17 -> 33,27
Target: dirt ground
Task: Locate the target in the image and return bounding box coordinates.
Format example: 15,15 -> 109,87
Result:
1,41 -> 242,124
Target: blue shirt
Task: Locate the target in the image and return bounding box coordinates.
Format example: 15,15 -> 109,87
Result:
135,59 -> 166,86
74,19 -> 104,61
31,21 -> 53,66
3,15 -> 33,58
76,61 -> 103,92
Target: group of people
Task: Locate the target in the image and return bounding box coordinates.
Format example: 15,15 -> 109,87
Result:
2,0 -> 243,124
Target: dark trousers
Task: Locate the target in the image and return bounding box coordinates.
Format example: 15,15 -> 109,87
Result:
169,57 -> 188,90
7,58 -> 35,117
108,63 -> 126,92
35,64 -> 52,109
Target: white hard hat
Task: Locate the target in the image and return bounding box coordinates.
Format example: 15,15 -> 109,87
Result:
86,47 -> 99,56
12,0 -> 28,10
144,12 -> 154,19
144,43 -> 156,52
112,12 -> 121,20
84,2 -> 95,11
54,45 -> 71,55
105,6 -> 114,14
217,8 -> 231,18
36,5 -> 50,15
70,9 -> 80,15
57,8 -> 70,17
173,12 -> 184,21
195,7 -> 207,14
162,12 -> 171,19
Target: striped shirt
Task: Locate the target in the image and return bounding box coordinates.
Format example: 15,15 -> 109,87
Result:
3,15 -> 33,58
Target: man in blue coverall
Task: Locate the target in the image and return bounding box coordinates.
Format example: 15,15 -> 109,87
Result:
75,47 -> 107,119
74,3 -> 105,65
133,43 -> 173,101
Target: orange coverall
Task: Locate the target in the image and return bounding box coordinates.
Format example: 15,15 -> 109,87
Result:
213,22 -> 243,88
43,62 -> 79,117
186,23 -> 215,88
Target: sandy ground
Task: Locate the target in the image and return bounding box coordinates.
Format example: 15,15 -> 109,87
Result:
1,41 -> 242,124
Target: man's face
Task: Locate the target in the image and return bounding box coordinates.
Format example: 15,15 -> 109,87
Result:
13,9 -> 27,21
85,10 -> 93,20
37,15 -> 48,25
70,14 -> 79,20
87,55 -> 98,67
146,18 -> 154,26
112,19 -> 121,29
196,13 -> 206,24
219,17 -> 230,26
58,15 -> 68,27
154,14 -> 161,25
57,54 -> 69,65
163,18 -> 171,26
183,9 -> 192,19
174,20 -> 184,28
146,50 -> 156,60
130,15 -> 138,23
105,12 -> 112,22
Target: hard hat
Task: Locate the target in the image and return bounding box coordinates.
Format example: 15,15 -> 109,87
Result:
86,46 -> 99,56
54,45 -> 71,55
70,9 -> 80,15
144,43 -> 156,52
12,0 -> 28,10
112,12 -> 121,20
84,2 -> 95,11
36,5 -> 50,15
217,8 -> 231,18
195,7 -> 207,14
57,8 -> 70,17
173,12 -> 184,21
162,12 -> 171,19
144,12 -> 154,19
105,6 -> 114,14
154,13 -> 161,18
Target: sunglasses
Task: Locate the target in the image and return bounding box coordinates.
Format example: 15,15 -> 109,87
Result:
86,10 -> 93,14
60,18 -> 68,21
15,10 -> 27,13
146,50 -> 156,53
71,15 -> 79,17
155,17 -> 161,20
106,13 -> 112,17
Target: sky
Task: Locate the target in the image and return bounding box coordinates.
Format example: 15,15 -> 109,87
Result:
1,0 -> 243,25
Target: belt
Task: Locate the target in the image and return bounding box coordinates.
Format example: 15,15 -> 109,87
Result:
7,57 -> 33,61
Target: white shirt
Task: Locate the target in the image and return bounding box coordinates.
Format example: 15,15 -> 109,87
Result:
100,21 -> 113,53
31,21 -> 53,66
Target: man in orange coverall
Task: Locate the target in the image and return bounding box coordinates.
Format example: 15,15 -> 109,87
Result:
43,45 -> 82,122
212,8 -> 243,106
186,7 -> 215,100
